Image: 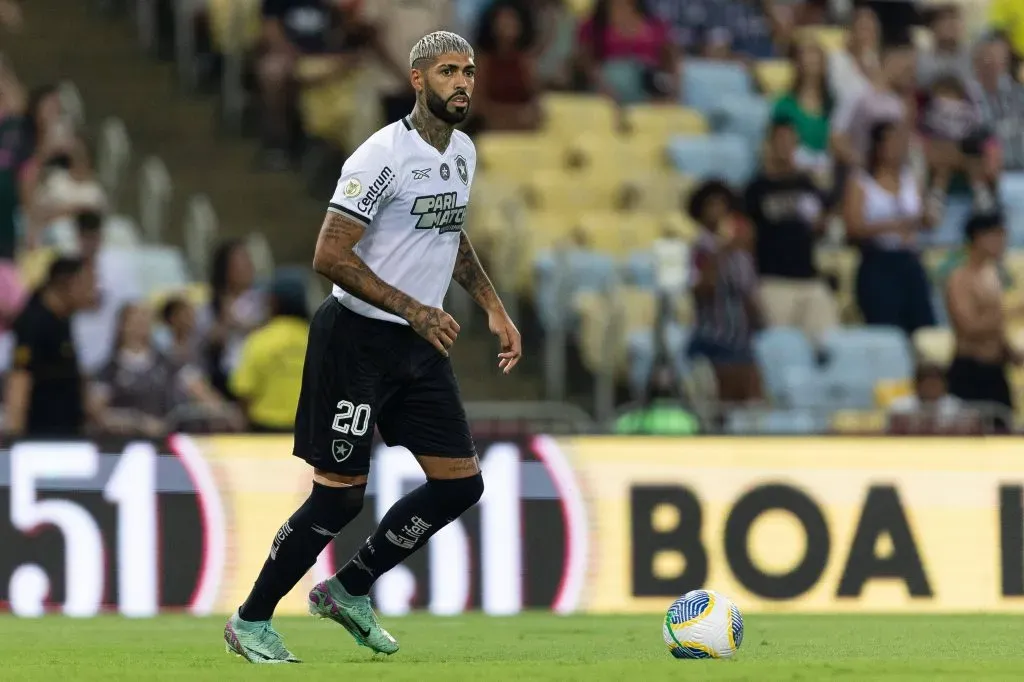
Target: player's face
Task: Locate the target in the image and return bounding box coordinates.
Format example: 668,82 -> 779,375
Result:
419,53 -> 476,125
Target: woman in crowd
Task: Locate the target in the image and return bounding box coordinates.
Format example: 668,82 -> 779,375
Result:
577,0 -> 679,105
772,39 -> 833,183
828,7 -> 881,107
844,121 -> 936,336
473,2 -> 541,132
201,239 -> 265,399
91,303 -> 236,437
686,180 -> 764,404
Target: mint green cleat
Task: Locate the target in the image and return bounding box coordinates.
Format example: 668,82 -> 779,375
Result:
308,579 -> 399,655
223,610 -> 301,664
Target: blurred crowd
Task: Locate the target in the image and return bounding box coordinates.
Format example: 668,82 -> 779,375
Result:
4,0 -> 1024,437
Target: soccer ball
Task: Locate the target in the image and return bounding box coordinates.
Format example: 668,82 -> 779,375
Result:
663,589 -> 744,659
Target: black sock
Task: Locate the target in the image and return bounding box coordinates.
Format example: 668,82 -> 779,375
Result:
336,474 -> 484,596
239,482 -> 365,621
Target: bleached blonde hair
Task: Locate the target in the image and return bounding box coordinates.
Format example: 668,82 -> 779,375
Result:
409,31 -> 474,69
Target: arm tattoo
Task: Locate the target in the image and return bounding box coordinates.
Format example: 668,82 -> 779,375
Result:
314,212 -> 422,322
452,230 -> 502,312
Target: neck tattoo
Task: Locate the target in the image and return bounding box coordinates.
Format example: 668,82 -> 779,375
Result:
410,102 -> 453,154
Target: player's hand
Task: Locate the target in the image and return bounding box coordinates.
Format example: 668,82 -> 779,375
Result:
410,304 -> 460,356
488,308 -> 522,374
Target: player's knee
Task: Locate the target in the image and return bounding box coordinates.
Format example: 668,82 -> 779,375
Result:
308,481 -> 366,534
427,473 -> 484,518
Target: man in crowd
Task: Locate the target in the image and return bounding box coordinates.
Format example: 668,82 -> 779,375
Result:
744,115 -> 837,347
3,257 -> 96,437
945,213 -> 1020,431
970,34 -> 1024,173
917,4 -> 972,90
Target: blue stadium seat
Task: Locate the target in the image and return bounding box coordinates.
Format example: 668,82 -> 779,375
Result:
779,365 -> 828,409
712,94 -> 772,153
682,60 -> 752,115
626,323 -> 690,397
726,408 -> 824,435
754,327 -> 815,403
624,250 -> 657,288
818,326 -> 913,409
534,249 -> 617,331
922,195 -> 972,248
1000,172 -> 1024,244
667,134 -> 756,186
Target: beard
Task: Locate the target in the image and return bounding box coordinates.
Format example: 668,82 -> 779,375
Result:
425,85 -> 470,125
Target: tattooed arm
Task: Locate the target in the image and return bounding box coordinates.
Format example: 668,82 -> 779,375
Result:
452,230 -> 503,313
313,211 -> 460,355
453,229 -> 523,373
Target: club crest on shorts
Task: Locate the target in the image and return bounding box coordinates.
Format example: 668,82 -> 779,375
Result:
440,163 -> 450,181
331,439 -> 354,463
455,155 -> 468,185
343,178 -> 362,198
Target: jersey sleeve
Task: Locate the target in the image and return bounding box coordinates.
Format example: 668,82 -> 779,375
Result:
328,142 -> 399,227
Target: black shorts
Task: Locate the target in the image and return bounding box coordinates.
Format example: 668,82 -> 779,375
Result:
293,297 -> 476,475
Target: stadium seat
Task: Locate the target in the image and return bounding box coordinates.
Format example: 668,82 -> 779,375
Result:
135,245 -> 192,297
912,326 -> 955,366
533,249 -> 617,331
1004,249 -> 1024,290
1000,173 -> 1024,243
626,323 -> 690,397
779,365 -> 829,409
682,60 -> 752,115
620,172 -> 696,213
524,170 -> 622,213
104,216 -> 142,248
796,26 -> 848,53
923,195 -> 973,247
755,60 -> 794,96
542,93 -> 619,137
875,378 -> 912,409
568,134 -> 667,175
712,94 -> 772,153
207,0 -> 262,54
831,409 -> 887,434
625,104 -> 708,139
754,327 -> 816,404
476,132 -> 566,179
667,134 -> 757,186
821,327 -> 914,409
726,408 -> 823,435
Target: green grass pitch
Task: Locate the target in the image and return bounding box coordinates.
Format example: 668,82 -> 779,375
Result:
4,613 -> 1023,680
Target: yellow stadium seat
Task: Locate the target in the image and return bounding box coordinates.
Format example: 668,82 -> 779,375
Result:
17,247 -> 57,291
797,25 -> 847,53
831,409 -> 886,434
756,60 -> 794,96
523,170 -> 622,213
207,0 -> 262,54
568,134 -> 667,176
625,104 -> 707,140
1004,250 -> 1024,290
875,378 -> 913,409
912,326 -> 955,366
476,132 -> 567,179
576,289 -> 614,374
565,0 -> 595,17
149,283 -> 211,313
620,172 -> 695,213
542,94 -> 620,137
297,65 -> 360,149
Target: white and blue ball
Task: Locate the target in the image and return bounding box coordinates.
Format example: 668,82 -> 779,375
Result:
663,589 -> 744,659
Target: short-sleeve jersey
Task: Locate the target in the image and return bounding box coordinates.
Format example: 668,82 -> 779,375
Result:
327,117 -> 477,325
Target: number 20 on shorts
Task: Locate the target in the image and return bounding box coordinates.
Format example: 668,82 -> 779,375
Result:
332,400 -> 372,437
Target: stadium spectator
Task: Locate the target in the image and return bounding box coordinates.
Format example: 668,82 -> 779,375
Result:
0,0 -> 22,32
745,116 -> 837,346
72,210 -> 145,376
230,274 -> 309,432
201,239 -> 265,400
257,0 -> 347,167
3,257 -> 95,437
917,4 -> 972,90
15,84 -> 72,170
21,139 -> 106,249
357,0 -> 452,125
970,35 -> 1024,173
649,0 -> 783,60
91,303 -> 236,438
827,6 -> 880,107
0,58 -> 24,261
533,0 -> 576,90
945,213 -> 1018,429
686,180 -> 764,403
473,1 -> 541,132
772,39 -> 833,181
888,362 -> 976,434
831,41 -> 917,169
577,0 -> 678,105
862,0 -> 919,49
160,296 -> 201,367
843,121 -> 935,335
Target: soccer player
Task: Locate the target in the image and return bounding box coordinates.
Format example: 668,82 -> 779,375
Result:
223,30 -> 522,664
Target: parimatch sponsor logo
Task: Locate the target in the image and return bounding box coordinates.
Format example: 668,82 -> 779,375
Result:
410,192 -> 466,232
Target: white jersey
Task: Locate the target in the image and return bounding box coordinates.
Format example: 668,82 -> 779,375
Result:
327,117 -> 476,325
